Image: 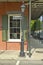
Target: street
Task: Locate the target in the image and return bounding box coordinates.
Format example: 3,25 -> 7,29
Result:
0,59 -> 43,65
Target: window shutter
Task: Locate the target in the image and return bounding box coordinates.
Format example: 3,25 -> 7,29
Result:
2,15 -> 8,41
21,16 -> 27,41
21,16 -> 27,30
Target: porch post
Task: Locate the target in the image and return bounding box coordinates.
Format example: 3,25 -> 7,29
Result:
42,15 -> 43,28
28,0 -> 31,57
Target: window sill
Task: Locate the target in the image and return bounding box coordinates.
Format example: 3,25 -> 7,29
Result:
7,39 -> 21,42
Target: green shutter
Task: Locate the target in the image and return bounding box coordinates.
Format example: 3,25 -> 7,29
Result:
24,16 -> 27,41
21,16 -> 27,30
21,16 -> 27,41
2,15 -> 8,41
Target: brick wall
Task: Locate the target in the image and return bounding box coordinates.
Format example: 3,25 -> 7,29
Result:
0,2 -> 28,50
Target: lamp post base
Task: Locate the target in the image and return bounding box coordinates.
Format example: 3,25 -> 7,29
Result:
20,51 -> 25,57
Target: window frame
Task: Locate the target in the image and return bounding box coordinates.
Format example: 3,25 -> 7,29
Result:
8,14 -> 22,42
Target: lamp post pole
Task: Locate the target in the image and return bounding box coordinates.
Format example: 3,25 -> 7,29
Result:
20,25 -> 25,57
20,3 -> 25,57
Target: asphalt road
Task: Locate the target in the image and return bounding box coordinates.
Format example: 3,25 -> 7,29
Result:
0,59 -> 43,65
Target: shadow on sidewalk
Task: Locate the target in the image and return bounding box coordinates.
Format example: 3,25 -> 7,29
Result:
0,51 -> 5,55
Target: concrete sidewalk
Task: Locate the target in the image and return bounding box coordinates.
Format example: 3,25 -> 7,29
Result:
0,48 -> 43,61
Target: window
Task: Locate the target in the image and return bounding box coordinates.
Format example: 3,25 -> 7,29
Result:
8,14 -> 22,42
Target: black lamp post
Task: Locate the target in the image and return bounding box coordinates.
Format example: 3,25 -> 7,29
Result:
20,2 -> 26,57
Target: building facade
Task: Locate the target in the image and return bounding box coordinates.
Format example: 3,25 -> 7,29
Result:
0,2 -> 28,50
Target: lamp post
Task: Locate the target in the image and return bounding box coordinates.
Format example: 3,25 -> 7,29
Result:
20,2 -> 26,57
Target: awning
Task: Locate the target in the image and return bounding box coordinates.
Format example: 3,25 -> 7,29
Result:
31,0 -> 43,19
0,0 -> 28,2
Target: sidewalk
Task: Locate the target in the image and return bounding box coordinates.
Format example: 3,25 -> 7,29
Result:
0,48 -> 43,61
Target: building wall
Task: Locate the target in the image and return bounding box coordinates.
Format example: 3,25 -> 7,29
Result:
0,2 -> 28,50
